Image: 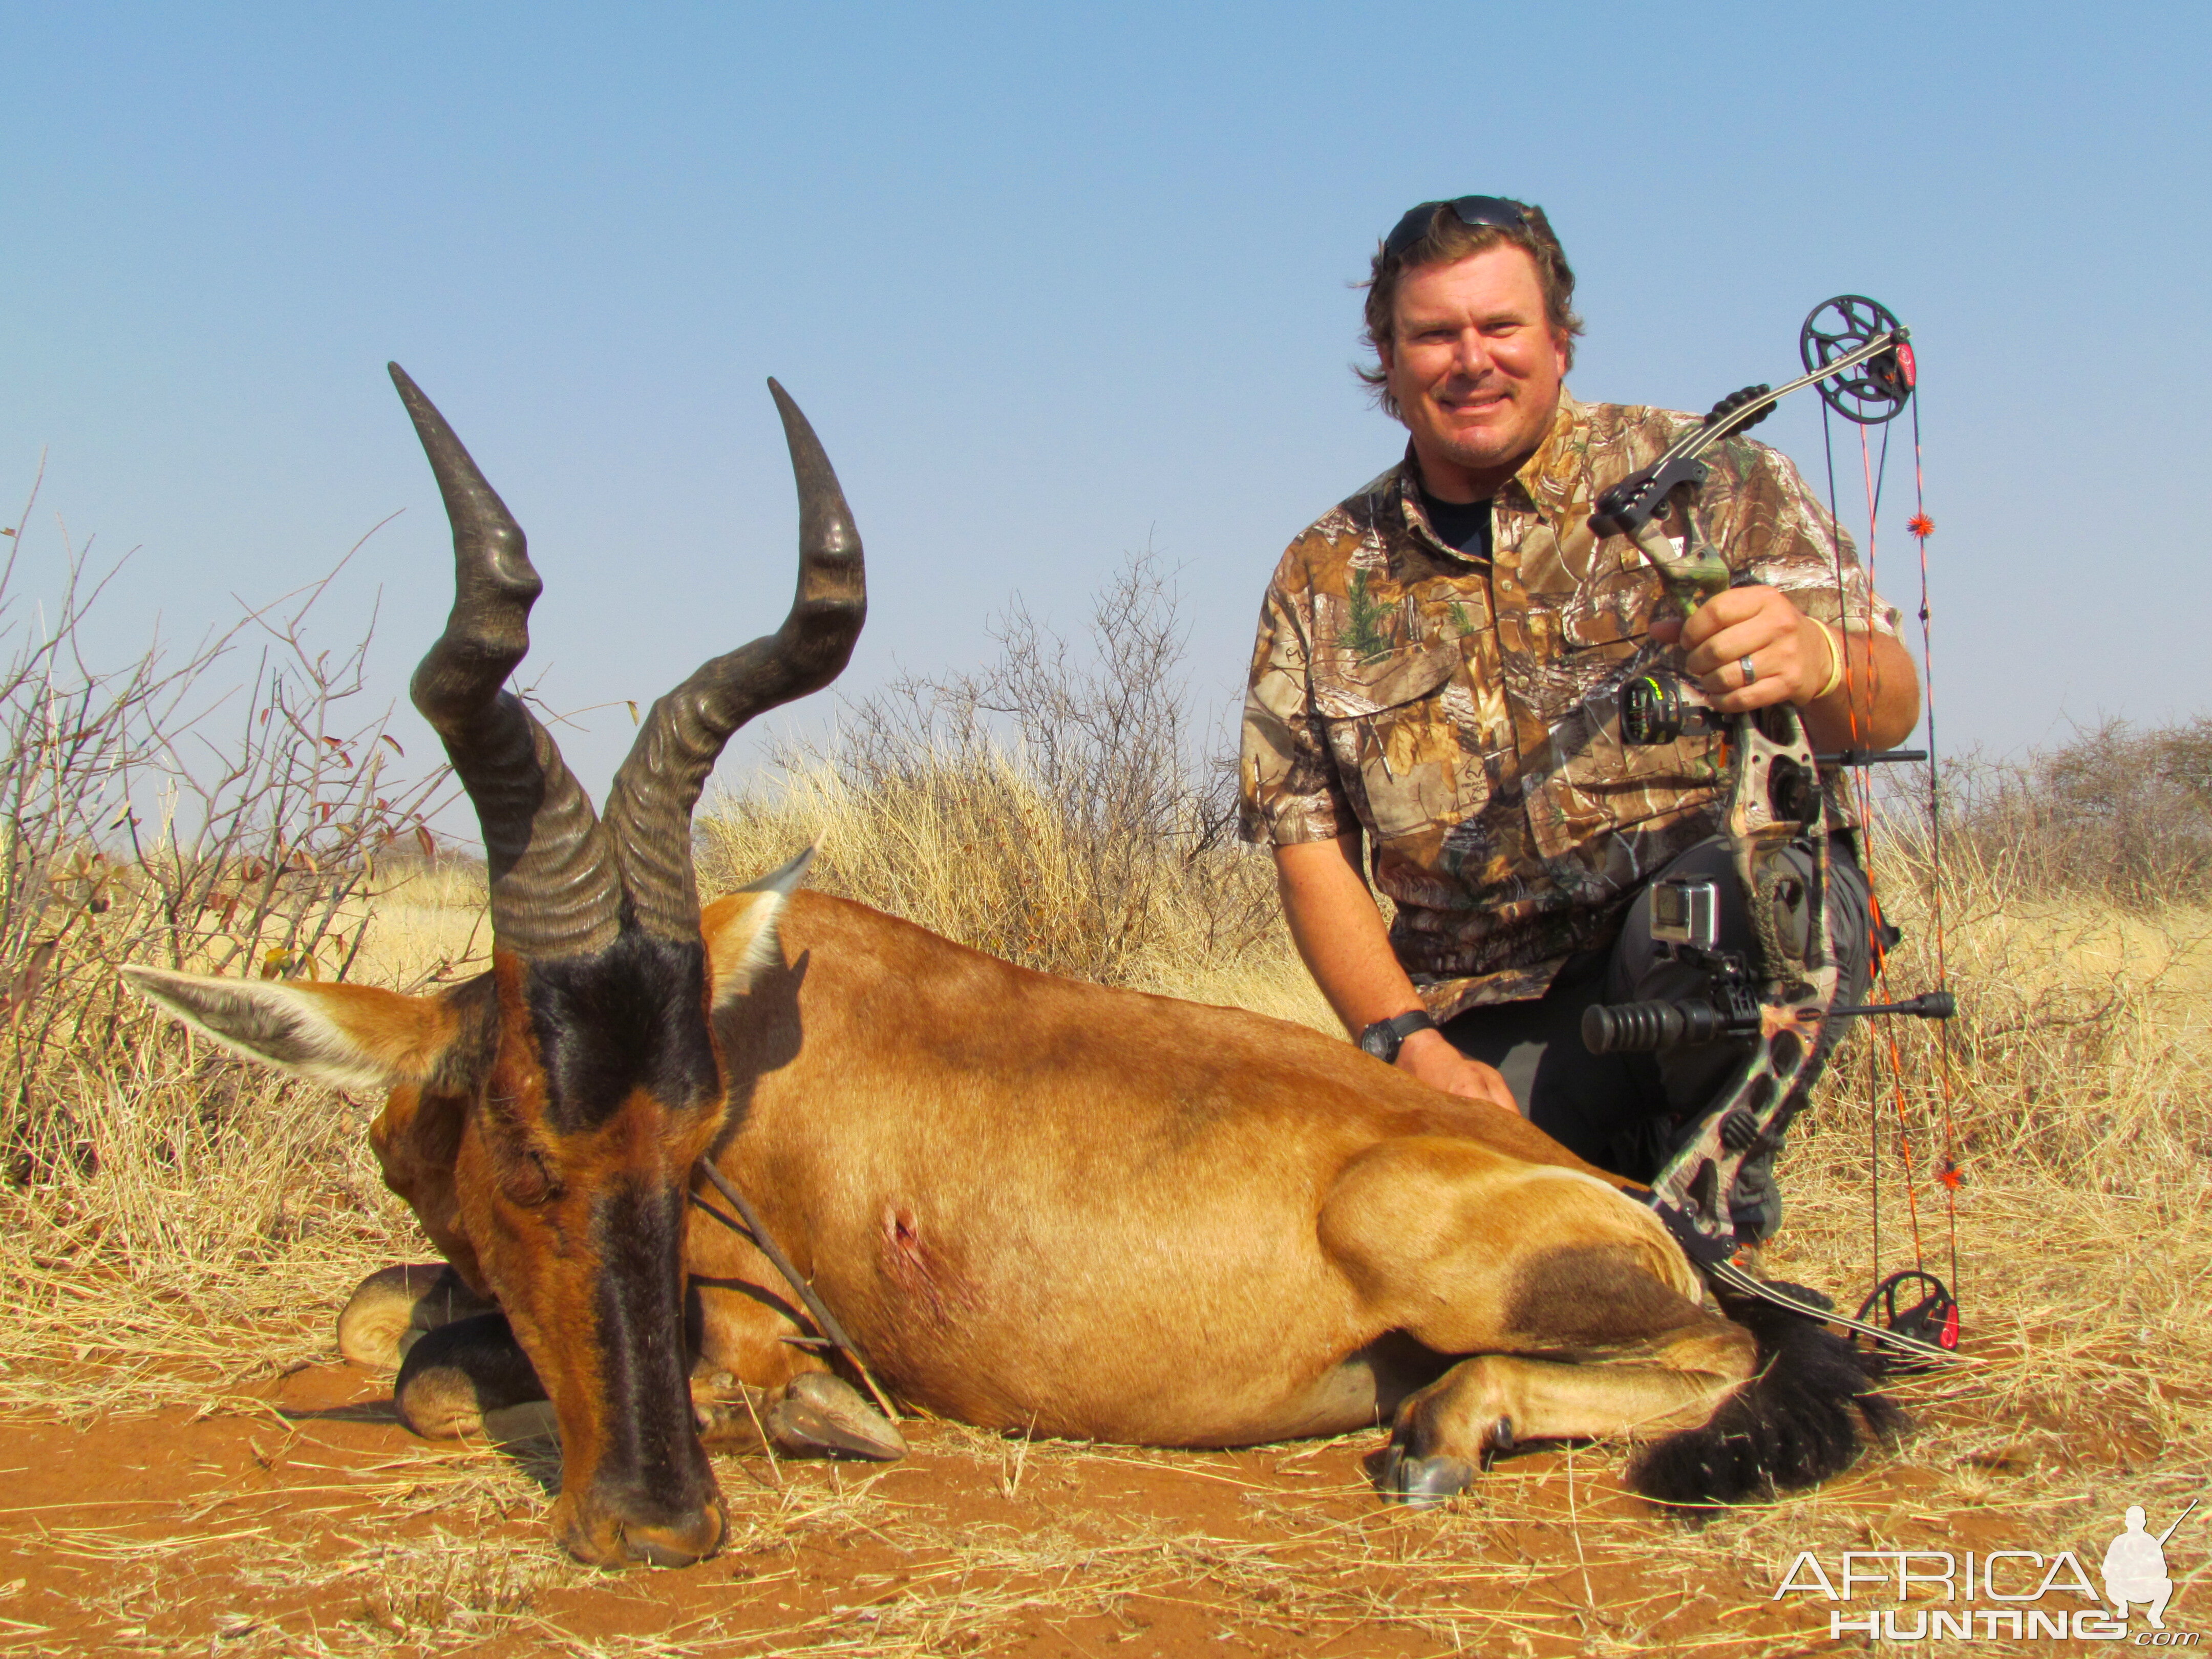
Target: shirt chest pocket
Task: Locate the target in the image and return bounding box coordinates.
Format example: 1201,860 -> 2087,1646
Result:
1312,643 -> 1474,844
1554,551 -> 1658,653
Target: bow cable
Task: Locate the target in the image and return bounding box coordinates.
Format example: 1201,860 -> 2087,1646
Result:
1816,330 -> 1963,1315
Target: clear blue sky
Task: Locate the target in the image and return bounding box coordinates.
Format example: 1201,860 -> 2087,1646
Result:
6,3 -> 2206,809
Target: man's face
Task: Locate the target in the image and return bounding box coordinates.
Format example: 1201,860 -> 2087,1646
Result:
1380,244 -> 1569,500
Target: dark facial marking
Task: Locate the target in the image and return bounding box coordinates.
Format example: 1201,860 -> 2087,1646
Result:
591,1176 -> 714,1521
524,928 -> 720,1133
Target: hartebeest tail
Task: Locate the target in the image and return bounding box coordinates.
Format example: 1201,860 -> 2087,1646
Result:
1630,1291 -> 1904,1506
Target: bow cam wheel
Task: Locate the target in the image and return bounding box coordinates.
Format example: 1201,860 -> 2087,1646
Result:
1800,294 -> 1914,424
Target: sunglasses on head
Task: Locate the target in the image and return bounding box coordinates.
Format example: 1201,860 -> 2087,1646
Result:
1382,196 -> 1530,261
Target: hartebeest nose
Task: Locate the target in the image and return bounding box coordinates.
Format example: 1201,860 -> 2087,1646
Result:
555,1491 -> 726,1569
620,1501 -> 726,1568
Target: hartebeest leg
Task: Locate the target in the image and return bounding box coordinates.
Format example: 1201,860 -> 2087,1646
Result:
1316,1136 -> 1755,1502
684,1250 -> 905,1461
1380,1336 -> 1750,1502
337,1263 -> 499,1371
394,1312 -> 555,1443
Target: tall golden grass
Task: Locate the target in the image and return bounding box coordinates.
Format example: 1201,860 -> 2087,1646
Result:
0,534 -> 2203,1649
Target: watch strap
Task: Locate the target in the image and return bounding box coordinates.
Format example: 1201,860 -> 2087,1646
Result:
1358,1008 -> 1437,1064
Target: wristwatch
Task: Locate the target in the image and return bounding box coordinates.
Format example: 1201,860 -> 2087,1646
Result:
1357,1009 -> 1437,1065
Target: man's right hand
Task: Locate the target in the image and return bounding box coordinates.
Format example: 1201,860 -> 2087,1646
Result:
1396,1027 -> 1520,1113
1274,834 -> 1525,1117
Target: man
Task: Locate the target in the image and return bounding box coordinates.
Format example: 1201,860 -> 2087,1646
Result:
1239,196 -> 1920,1242
2102,1505 -> 2175,1629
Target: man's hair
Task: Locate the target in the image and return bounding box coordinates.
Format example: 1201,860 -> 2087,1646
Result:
1356,201 -> 1585,420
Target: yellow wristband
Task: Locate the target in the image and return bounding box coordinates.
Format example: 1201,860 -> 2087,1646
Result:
1811,618 -> 1847,700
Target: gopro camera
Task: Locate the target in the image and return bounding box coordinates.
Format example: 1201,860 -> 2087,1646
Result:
1650,875 -> 1721,953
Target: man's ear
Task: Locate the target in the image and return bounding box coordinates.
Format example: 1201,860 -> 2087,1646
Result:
121,966 -> 479,1095
701,844 -> 815,1007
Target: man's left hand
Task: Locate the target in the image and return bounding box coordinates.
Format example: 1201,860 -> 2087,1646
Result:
1648,585 -> 1830,712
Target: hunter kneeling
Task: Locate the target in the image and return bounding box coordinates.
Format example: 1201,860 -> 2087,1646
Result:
1242,195 -> 1919,1246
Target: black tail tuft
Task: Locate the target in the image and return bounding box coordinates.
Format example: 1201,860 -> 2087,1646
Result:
1629,1289 -> 1907,1510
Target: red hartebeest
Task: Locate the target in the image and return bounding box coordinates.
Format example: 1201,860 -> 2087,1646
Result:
123,368 -> 1896,1568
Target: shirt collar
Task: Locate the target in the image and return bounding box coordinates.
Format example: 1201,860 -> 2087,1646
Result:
1388,387 -> 1586,560
1507,387 -> 1587,515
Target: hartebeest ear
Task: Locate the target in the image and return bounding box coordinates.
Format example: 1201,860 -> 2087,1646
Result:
120,966 -> 478,1095
701,845 -> 815,1007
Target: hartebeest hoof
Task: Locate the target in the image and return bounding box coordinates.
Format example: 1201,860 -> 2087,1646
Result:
1380,1394 -> 1514,1506
765,1372 -> 906,1461
337,1263 -> 498,1371
1382,1451 -> 1478,1507
394,1312 -> 549,1440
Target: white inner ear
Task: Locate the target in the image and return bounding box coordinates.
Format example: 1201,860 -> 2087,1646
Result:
119,966 -> 406,1095
706,844 -> 815,1006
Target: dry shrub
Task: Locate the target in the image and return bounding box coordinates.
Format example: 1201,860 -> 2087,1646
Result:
0,476 -> 454,1412
1942,716 -> 2212,908
700,554 -> 1295,1006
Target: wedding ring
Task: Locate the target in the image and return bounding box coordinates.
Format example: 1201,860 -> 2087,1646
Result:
1739,655 -> 1758,687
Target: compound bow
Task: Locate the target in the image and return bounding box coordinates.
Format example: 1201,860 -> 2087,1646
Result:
1578,295 -> 1962,1366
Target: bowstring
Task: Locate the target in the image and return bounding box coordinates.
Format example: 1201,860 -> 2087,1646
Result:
1820,400 -> 1926,1282
1909,391 -> 1964,1297
1855,419 -> 1930,1275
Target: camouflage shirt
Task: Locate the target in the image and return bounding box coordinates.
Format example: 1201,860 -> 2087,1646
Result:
1239,390 -> 1902,1022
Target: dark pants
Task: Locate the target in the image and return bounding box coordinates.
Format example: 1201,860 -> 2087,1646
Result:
1437,834 -> 1873,1240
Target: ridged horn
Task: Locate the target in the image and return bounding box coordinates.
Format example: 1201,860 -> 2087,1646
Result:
392,363 -> 623,960
601,380 -> 866,941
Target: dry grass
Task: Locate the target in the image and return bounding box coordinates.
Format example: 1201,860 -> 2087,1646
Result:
6,767 -> 2208,1653
0,755 -> 2147,1655
0,823 -> 2204,1651
698,754 -> 1328,1031
0,519 -> 2203,1649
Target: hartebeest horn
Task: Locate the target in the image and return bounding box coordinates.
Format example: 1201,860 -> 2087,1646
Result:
600,380 -> 865,942
391,363 -> 624,960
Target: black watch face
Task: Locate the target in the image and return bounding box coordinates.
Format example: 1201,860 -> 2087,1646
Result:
1358,1025 -> 1397,1061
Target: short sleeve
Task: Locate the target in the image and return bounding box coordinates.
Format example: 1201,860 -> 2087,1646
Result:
1239,568 -> 1350,846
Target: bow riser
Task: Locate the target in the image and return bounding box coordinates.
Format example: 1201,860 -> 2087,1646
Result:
1640,707 -> 1838,1264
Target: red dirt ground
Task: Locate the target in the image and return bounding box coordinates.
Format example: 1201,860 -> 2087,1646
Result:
0,1360 -> 2094,1657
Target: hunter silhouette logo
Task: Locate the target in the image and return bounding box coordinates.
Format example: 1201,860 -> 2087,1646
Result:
2105,1500 -> 2196,1631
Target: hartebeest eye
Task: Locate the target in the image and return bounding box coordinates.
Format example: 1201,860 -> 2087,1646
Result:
481,1095 -> 564,1207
